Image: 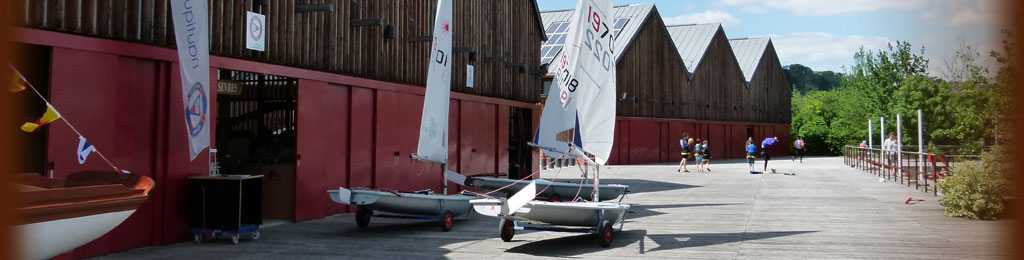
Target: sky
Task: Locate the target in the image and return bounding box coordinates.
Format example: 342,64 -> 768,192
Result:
536,0 -> 1011,77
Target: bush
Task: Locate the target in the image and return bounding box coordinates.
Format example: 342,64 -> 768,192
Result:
938,146 -> 1010,220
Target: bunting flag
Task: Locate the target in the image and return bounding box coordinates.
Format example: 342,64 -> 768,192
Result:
114,167 -> 131,174
77,135 -> 95,164
9,65 -> 26,92
21,103 -> 62,132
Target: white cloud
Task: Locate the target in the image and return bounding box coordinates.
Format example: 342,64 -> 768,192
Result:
718,0 -> 928,16
770,32 -> 892,71
945,0 -> 1005,26
663,10 -> 741,28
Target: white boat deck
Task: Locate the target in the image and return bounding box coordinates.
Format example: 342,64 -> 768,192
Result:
91,157 -> 1012,259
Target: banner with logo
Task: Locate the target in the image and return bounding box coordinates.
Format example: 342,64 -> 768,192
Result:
170,0 -> 211,160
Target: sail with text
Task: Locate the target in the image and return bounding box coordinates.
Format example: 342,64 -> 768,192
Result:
533,0 -> 616,165
415,0 -> 453,164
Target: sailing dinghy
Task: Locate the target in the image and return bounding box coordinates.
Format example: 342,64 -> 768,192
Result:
12,171 -> 154,260
328,0 -> 473,232
462,176 -> 626,202
469,0 -> 629,247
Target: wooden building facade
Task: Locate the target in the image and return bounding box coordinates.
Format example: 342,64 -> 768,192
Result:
12,0 -> 545,102
539,4 -> 791,164
9,0 -> 546,258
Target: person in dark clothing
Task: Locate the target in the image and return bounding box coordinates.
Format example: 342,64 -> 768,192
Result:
793,137 -> 805,164
701,139 -> 711,172
761,137 -> 778,172
677,133 -> 691,173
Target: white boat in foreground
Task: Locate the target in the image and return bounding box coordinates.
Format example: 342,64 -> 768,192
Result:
470,0 -> 627,247
12,171 -> 154,260
327,0 -> 472,232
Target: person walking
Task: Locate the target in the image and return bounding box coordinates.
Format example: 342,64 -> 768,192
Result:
746,139 -> 757,173
701,139 -> 711,172
677,133 -> 692,173
793,137 -> 806,164
881,133 -> 898,177
761,136 -> 778,172
694,139 -> 704,172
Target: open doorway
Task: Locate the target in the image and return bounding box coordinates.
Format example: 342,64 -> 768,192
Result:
6,44 -> 52,176
216,69 -> 297,225
508,107 -> 533,180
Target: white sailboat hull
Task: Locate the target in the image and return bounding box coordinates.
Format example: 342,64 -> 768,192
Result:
466,176 -> 627,201
16,210 -> 135,260
329,188 -> 474,219
470,199 -> 628,227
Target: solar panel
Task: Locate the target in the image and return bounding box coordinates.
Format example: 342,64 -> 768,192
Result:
541,22 -> 571,65
613,18 -> 629,37
540,18 -> 630,65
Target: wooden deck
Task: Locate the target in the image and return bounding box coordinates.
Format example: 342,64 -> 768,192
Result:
91,157 -> 1011,259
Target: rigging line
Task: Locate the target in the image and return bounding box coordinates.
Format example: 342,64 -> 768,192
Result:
481,147 -> 577,195
572,158 -> 590,202
11,65 -> 120,173
534,163 -> 563,197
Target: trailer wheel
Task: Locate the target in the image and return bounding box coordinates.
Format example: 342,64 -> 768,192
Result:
440,211 -> 454,232
598,220 -> 613,247
356,208 -> 372,228
231,234 -> 240,244
252,231 -> 260,240
500,219 -> 515,242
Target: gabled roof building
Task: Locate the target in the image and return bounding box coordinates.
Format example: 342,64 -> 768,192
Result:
538,4 -> 790,164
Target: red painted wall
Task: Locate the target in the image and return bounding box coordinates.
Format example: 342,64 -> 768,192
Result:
20,28 -> 539,257
45,47 -> 212,258
295,80 -> 351,221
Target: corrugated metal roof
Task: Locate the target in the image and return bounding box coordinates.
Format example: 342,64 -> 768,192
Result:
540,4 -> 655,74
729,37 -> 771,83
665,23 -> 720,75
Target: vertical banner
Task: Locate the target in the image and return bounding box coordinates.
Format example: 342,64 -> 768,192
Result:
246,11 -> 266,51
171,0 -> 211,160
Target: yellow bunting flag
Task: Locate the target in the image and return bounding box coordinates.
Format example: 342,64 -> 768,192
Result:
8,65 -> 26,92
21,103 -> 62,132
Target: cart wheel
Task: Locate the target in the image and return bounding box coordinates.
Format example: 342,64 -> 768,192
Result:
499,219 -> 515,242
252,231 -> 261,240
597,220 -> 613,247
231,234 -> 240,244
193,233 -> 202,243
356,208 -> 372,228
439,210 -> 454,232
550,195 -> 562,202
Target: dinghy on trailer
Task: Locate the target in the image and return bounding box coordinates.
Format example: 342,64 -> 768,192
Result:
462,176 -> 627,202
328,0 -> 473,232
469,0 -> 629,247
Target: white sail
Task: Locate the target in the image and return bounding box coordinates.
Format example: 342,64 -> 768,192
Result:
573,0 -> 617,165
533,1 -> 588,159
415,0 -> 453,164
534,0 -> 616,164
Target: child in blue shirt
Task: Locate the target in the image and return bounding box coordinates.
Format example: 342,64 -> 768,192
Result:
746,138 -> 756,172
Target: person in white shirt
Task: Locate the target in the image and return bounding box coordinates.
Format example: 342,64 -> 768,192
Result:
881,133 -> 898,176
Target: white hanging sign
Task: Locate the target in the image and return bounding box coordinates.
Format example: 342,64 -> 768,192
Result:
466,65 -> 474,88
246,11 -> 266,51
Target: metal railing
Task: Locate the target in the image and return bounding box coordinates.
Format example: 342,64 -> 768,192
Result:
843,146 -> 980,196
